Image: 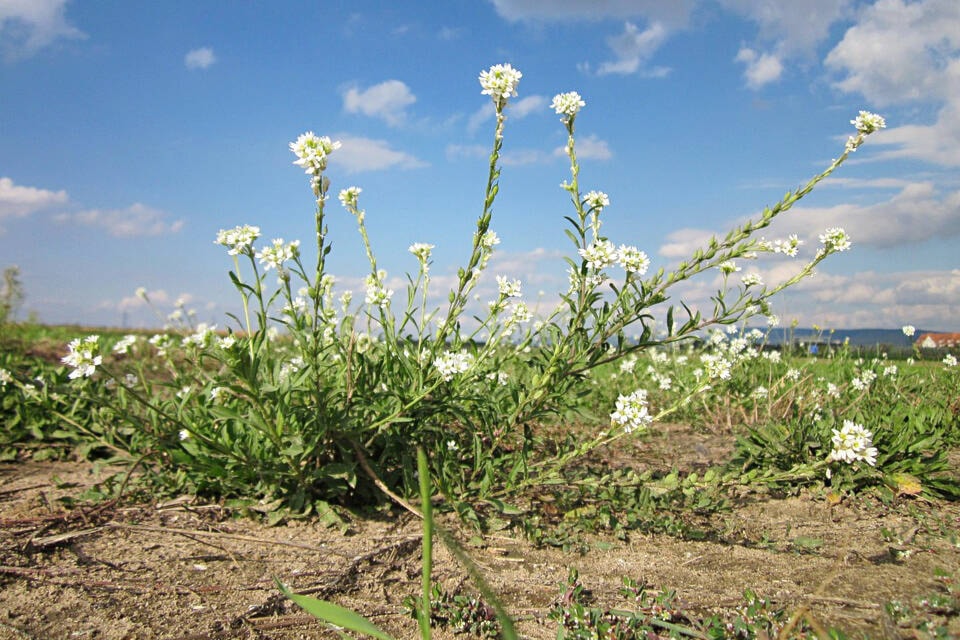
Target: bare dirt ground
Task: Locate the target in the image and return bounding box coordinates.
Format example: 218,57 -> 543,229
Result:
1,424 -> 958,639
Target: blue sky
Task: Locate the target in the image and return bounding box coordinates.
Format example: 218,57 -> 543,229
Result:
1,0 -> 958,332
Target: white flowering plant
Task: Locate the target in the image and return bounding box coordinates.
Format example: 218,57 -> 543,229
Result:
30,64 -> 894,516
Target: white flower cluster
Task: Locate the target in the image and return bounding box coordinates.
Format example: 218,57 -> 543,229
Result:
62,335 -> 102,380
576,241 -> 650,276
902,325 -> 916,337
215,224 -> 261,256
583,190 -> 609,211
433,350 -> 475,382
945,354 -> 958,367
290,132 -> 341,175
496,275 -> 523,298
364,271 -> 394,308
767,234 -> 803,257
818,227 -> 851,253
610,389 -> 653,434
479,63 -> 522,102
741,273 -> 763,288
616,245 -> 649,274
256,238 -> 300,272
112,334 -> 138,355
182,323 -> 217,349
851,111 -> 886,135
408,242 -> 434,266
551,91 -> 585,118
0,368 -> 13,386
338,186 -> 362,209
718,260 -> 740,274
827,420 -> 878,466
579,240 -> 617,270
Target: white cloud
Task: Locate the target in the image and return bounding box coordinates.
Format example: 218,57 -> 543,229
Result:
467,103 -> 496,133
596,21 -> 670,76
825,0 -> 959,105
734,47 -> 783,89
566,134 -> 613,160
825,0 -> 960,166
184,47 -> 216,70
0,0 -> 85,60
334,135 -> 428,172
658,228 -> 718,258
489,0 -> 695,28
720,0 -> 853,56
342,80 -> 417,127
769,182 -> 960,249
55,203 -> 185,238
466,96 -> 544,134
446,143 -> 488,161
0,176 -> 68,220
661,182 -> 960,257
511,95 -> 547,119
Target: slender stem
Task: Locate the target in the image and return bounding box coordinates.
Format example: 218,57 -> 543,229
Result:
416,446 -> 433,640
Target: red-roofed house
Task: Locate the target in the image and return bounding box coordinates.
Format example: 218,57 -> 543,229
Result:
916,332 -> 960,348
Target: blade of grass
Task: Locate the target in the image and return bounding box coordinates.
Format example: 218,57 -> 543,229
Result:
274,580 -> 396,640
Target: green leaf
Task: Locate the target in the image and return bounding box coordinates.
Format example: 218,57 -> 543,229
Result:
275,580 -> 396,640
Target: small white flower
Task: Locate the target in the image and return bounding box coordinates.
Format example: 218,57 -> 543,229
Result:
741,273 -> 763,288
408,242 -> 434,265
480,230 -> 500,249
0,368 -> 12,386
616,245 -> 649,274
290,132 -> 341,175
112,334 -> 138,355
508,301 -> 533,325
215,225 -> 261,256
819,227 -> 852,253
944,354 -> 958,367
902,325 -> 916,337
551,91 -> 585,118
772,235 -> 803,257
179,429 -> 190,441
256,239 -> 300,272
479,63 -> 522,102
827,420 -> 878,466
62,336 -> 102,380
718,260 -> 741,274
579,239 -> 617,270
753,386 -> 769,399
433,351 -> 475,382
610,389 -> 652,434
851,111 -> 886,135
496,275 -> 522,298
338,186 -> 362,209
583,190 -> 610,211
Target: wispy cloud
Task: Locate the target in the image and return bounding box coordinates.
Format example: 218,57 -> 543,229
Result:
0,177 -> 68,221
0,0 -> 85,61
342,80 -> 417,127
55,203 -> 185,238
184,47 -> 216,70
660,182 -> 960,260
825,0 -> 960,166
489,0 -> 695,28
734,47 -> 783,89
594,21 -> 670,76
334,135 -> 428,172
554,134 -> 612,161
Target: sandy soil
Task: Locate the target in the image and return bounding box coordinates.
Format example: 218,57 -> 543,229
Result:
1,424 -> 958,639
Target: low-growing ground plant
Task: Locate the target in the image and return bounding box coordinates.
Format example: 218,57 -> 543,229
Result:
2,63 -> 908,518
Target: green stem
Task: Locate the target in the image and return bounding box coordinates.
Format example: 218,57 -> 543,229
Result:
416,446 -> 433,640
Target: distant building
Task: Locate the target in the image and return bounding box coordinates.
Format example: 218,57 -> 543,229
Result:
916,332 -> 960,349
